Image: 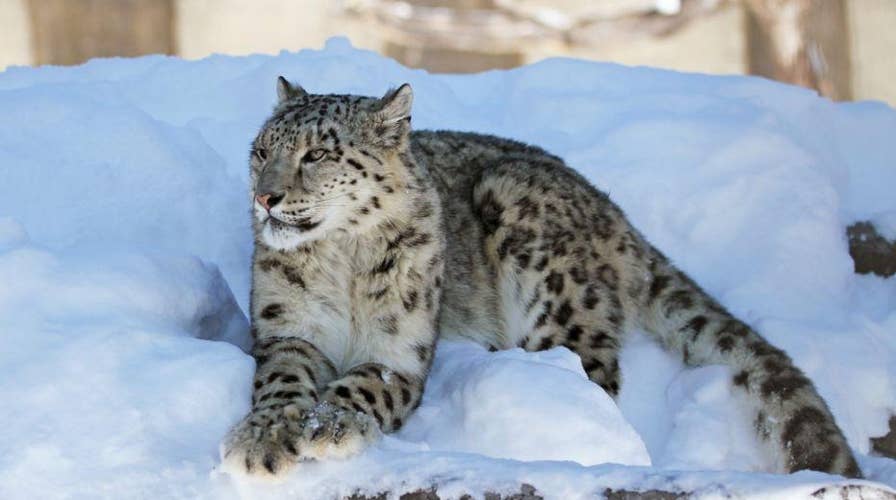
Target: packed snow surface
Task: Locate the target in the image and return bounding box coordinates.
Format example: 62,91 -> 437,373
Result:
1,38 -> 895,499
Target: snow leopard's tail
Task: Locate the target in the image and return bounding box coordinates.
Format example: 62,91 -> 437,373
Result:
638,247 -> 862,478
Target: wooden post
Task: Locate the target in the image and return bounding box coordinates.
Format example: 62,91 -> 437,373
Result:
744,0 -> 852,100
26,0 -> 175,66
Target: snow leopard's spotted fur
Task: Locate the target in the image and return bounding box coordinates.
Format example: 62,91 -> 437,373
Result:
221,78 -> 861,480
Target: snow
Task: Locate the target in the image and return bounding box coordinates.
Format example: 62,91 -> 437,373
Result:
1,37 -> 895,498
399,342 -> 651,467
871,211 -> 896,241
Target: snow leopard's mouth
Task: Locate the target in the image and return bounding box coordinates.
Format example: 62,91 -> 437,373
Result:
268,215 -> 322,232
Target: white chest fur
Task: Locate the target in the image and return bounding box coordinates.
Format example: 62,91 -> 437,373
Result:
253,235 -> 415,373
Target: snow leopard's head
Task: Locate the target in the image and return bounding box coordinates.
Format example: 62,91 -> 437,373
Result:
250,77 -> 413,250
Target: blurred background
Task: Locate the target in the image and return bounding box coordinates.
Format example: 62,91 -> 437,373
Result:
0,0 -> 893,106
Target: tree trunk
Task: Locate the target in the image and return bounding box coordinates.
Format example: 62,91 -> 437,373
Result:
26,0 -> 175,66
744,0 -> 852,100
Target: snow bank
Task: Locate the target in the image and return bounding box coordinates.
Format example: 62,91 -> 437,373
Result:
0,220 -> 252,499
1,38 -> 895,498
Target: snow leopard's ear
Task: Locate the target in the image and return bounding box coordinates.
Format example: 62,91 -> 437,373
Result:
276,76 -> 306,103
377,83 -> 413,123
368,84 -> 413,148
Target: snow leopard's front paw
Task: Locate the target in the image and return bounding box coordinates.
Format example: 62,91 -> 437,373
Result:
299,402 -> 381,461
220,404 -> 305,480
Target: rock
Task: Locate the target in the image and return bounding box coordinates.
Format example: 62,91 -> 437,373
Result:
847,221 -> 896,277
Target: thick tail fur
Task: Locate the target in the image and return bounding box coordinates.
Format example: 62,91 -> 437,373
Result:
639,248 -> 861,478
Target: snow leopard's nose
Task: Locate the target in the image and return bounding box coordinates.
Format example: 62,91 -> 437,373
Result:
256,193 -> 284,211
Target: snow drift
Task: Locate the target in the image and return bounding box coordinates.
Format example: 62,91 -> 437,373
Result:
1,38 -> 895,499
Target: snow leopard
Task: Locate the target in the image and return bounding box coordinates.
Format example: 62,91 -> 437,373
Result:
221,77 -> 862,480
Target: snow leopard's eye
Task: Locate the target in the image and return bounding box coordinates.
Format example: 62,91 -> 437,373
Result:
302,149 -> 327,163
253,148 -> 268,162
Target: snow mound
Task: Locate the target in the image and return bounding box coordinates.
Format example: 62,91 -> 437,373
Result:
398,341 -> 651,466
0,221 -> 252,499
1,37 -> 895,498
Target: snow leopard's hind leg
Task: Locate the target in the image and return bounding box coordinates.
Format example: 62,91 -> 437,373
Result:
640,249 -> 862,478
472,159 -> 646,397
